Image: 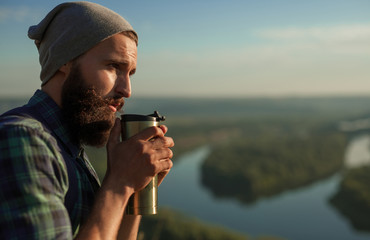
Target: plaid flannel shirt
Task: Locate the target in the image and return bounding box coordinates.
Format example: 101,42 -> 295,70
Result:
0,90 -> 100,239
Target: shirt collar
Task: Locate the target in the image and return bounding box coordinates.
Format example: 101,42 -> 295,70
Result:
28,90 -> 81,158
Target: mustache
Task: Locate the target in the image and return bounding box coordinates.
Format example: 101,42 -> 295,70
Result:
105,96 -> 125,111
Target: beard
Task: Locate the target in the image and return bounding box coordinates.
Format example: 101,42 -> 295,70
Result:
61,63 -> 123,147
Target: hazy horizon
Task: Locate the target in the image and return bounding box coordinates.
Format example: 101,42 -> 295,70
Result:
1,0 -> 370,98
3,90 -> 370,100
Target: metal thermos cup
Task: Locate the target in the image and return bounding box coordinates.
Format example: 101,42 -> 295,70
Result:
120,111 -> 166,215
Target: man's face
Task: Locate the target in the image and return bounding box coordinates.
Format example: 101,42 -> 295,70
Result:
61,33 -> 137,147
73,33 -> 137,102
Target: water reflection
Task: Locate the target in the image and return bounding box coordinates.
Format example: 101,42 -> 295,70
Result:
330,135 -> 370,232
159,136 -> 370,240
343,135 -> 370,169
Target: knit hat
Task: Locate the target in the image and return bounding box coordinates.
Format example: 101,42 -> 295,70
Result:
28,1 -> 137,86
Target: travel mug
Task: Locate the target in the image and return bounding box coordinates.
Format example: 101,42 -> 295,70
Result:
120,111 -> 166,215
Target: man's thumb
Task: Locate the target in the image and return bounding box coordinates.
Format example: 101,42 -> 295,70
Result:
107,118 -> 121,149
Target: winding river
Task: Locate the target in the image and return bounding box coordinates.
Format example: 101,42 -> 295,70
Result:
159,135 -> 370,240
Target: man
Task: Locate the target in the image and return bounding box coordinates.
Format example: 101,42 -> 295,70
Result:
0,2 -> 174,239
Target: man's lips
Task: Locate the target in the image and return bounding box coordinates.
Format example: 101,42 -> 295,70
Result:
109,105 -> 118,112
108,99 -> 124,112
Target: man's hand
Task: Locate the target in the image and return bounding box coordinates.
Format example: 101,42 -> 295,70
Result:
76,118 -> 173,240
105,118 -> 174,194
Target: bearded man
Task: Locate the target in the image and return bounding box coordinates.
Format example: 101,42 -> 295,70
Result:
0,2 -> 174,240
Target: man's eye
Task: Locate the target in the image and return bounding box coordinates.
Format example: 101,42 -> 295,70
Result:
109,63 -> 120,69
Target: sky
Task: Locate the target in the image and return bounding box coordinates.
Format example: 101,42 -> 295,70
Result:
0,0 -> 370,98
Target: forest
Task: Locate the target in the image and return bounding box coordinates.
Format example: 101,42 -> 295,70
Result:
200,117 -> 348,204
330,166 -> 370,231
138,208 -> 284,240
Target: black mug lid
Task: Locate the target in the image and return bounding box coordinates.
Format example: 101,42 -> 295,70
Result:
121,111 -> 166,122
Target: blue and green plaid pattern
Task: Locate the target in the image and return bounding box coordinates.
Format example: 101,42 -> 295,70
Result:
0,90 -> 100,239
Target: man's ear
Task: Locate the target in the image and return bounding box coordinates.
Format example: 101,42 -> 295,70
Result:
41,61 -> 74,107
59,61 -> 73,80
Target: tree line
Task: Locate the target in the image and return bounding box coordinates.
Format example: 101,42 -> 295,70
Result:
200,117 -> 347,204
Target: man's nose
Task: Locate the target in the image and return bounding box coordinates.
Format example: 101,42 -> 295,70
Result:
115,74 -> 131,98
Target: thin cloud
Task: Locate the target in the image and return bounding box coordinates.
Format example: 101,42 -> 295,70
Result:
0,6 -> 42,23
253,24 -> 370,56
255,24 -> 370,44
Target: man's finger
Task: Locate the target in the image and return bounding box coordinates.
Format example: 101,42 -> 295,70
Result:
107,118 -> 121,149
157,169 -> 170,186
158,158 -> 173,172
152,136 -> 174,149
153,148 -> 173,161
159,125 -> 168,134
133,126 -> 164,141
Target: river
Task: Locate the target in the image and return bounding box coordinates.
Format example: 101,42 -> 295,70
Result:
158,135 -> 370,240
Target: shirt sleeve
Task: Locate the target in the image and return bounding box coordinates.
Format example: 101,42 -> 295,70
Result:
0,120 -> 71,239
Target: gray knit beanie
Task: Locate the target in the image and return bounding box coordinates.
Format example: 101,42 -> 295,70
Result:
28,1 -> 137,86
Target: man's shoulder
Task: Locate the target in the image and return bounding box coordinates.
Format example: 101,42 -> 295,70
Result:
0,114 -> 45,133
0,113 -> 62,164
